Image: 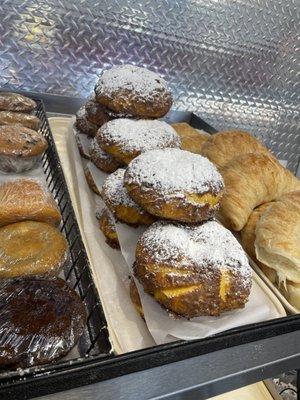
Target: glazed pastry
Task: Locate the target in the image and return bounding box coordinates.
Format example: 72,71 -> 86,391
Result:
240,203 -> 277,283
201,130 -> 271,167
74,127 -> 93,159
0,221 -> 68,278
90,139 -> 123,173
94,64 -> 173,118
172,122 -> 209,154
134,220 -> 252,318
0,92 -> 36,113
130,278 -> 144,318
0,277 -> 86,369
75,106 -> 99,137
124,148 -> 224,223
0,125 -> 48,172
97,206 -> 120,249
0,178 -> 61,227
84,165 -> 100,195
0,111 -> 40,131
85,97 -> 111,126
102,168 -> 155,226
255,191 -> 300,284
218,153 -> 300,231
96,119 -> 181,165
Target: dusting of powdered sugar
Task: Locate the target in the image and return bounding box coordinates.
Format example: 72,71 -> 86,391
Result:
90,139 -> 116,162
139,220 -> 252,281
98,119 -> 181,152
95,65 -> 170,98
125,148 -> 224,194
102,168 -> 144,211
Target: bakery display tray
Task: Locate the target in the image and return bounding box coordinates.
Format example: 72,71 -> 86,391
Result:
1,92 -> 299,400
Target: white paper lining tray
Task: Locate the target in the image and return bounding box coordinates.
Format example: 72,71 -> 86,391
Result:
49,116 -> 288,354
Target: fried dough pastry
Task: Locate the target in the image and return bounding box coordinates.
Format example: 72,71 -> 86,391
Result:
218,153 -> 300,231
124,148 -> 224,223
90,139 -> 123,173
201,130 -> 271,167
0,221 -> 68,278
171,122 -> 209,154
0,125 -> 48,173
0,92 -> 36,113
241,203 -> 277,283
129,278 -> 144,318
97,206 -> 120,249
0,111 -> 40,131
102,169 -> 155,226
134,220 -> 252,318
84,165 -> 100,195
0,178 -> 61,227
85,96 -> 112,126
94,64 -> 172,118
0,277 -> 86,369
75,106 -> 99,137
96,119 -> 181,165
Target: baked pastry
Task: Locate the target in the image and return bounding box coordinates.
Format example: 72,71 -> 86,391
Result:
0,277 -> 86,369
201,130 -> 271,167
0,92 -> 36,113
75,106 -> 98,137
218,153 -> 300,231
96,119 -> 181,165
102,168 -> 155,225
0,125 -> 48,172
94,64 -> 173,118
0,111 -> 40,131
0,178 -> 61,227
90,138 -> 123,173
240,203 -> 277,283
172,122 -> 209,154
130,278 -> 144,318
134,220 -> 252,318
0,221 -> 68,278
124,148 -> 224,223
85,97 -> 111,126
255,191 -> 300,284
97,206 -> 120,249
74,127 -> 93,159
84,165 -> 100,195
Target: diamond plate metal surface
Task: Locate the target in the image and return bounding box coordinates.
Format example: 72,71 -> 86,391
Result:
0,0 -> 299,171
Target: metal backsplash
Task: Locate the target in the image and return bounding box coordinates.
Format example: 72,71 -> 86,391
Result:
0,0 -> 299,172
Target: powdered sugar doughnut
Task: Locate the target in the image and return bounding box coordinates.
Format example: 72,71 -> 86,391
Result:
90,139 -> 123,173
135,220 -> 252,318
85,97 -> 112,127
97,206 -> 120,249
102,168 -> 155,226
94,65 -> 173,118
96,119 -> 181,164
124,148 -> 224,223
75,107 -> 98,137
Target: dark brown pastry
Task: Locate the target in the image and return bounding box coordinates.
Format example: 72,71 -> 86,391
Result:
90,139 -> 123,173
97,206 -> 120,249
84,165 -> 100,195
85,97 -> 111,126
0,111 -> 40,130
0,125 -> 48,172
0,92 -> 36,113
94,65 -> 173,118
75,107 -> 99,137
0,277 -> 86,369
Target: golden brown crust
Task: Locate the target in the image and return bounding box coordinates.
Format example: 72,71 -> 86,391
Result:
172,123 -> 209,154
85,98 -> 111,126
129,278 -> 144,318
0,179 -> 61,227
0,92 -> 36,113
90,139 -> 123,173
0,221 -> 68,278
98,208 -> 120,249
201,130 -> 271,167
75,107 -> 99,137
84,166 -> 100,195
218,153 -> 300,231
0,111 -> 40,131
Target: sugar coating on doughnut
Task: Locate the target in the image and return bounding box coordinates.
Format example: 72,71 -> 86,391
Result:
102,168 -> 143,210
90,139 -> 117,163
139,220 -> 252,285
95,65 -> 170,100
99,119 -> 180,153
125,148 -> 224,196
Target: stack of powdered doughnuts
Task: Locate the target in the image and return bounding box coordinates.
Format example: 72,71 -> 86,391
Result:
77,64 -> 254,319
0,92 -> 87,371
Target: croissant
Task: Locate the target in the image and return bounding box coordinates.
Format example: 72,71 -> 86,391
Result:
240,203 -> 277,283
255,191 -> 300,283
171,122 -> 209,154
201,130 -> 271,167
218,153 -> 300,231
